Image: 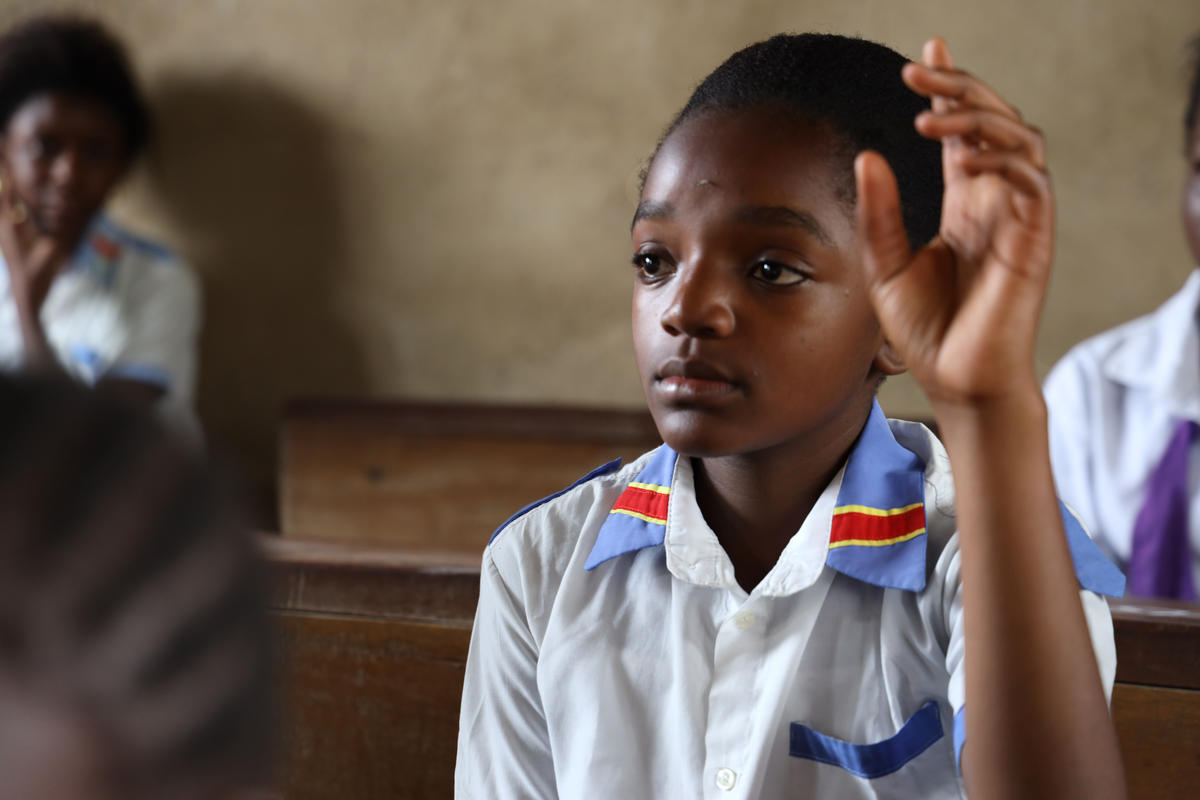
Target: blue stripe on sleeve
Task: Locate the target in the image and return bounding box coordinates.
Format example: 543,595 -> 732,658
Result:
953,706 -> 966,774
1059,501 -> 1126,597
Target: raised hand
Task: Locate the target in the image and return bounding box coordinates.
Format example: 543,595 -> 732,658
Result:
0,170 -> 67,316
855,37 -> 1053,409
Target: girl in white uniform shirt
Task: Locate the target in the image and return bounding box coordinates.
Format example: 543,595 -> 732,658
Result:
457,34 -> 1127,799
1045,39 -> 1200,600
0,15 -> 199,433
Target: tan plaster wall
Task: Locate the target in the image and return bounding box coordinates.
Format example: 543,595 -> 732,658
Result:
1,0 -> 1197,505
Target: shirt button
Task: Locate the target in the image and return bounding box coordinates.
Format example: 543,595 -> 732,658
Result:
715,767 -> 737,791
733,611 -> 758,630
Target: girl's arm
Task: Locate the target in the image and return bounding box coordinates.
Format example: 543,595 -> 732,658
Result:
455,546 -> 558,799
855,38 -> 1126,799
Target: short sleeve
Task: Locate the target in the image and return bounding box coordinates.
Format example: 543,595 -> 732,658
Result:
106,256 -> 201,407
938,535 -> 1117,773
455,543 -> 558,799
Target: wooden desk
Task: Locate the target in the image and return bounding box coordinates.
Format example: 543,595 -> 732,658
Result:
266,537 -> 1200,799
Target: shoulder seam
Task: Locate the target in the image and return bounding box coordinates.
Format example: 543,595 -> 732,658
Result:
488,458 -> 623,545
97,216 -> 178,263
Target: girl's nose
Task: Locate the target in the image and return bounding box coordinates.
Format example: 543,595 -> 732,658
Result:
49,150 -> 81,186
660,266 -> 735,338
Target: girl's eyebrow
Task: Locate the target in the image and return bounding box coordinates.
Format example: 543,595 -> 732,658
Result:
630,200 -> 831,247
631,200 -> 673,231
734,205 -> 831,246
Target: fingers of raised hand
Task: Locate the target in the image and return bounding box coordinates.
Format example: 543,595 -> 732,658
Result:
854,151 -> 913,286
915,110 -> 1047,169
903,38 -> 1019,124
903,62 -> 1021,121
957,150 -> 1051,204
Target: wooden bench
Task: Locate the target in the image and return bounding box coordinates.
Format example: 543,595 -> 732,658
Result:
278,399 -> 661,550
1110,597 -> 1200,799
265,537 -> 478,799
266,536 -> 1200,799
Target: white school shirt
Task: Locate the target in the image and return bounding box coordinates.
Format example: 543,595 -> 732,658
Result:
1044,268 -> 1200,592
455,402 -> 1123,800
0,214 -> 201,434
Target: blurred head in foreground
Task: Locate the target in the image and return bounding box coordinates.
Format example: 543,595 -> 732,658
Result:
0,374 -> 272,799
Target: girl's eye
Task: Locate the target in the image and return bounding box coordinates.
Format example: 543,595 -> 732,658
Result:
751,260 -> 806,286
82,138 -> 119,164
632,252 -> 673,281
27,136 -> 58,160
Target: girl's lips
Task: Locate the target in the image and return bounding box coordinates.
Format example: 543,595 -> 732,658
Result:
654,358 -> 742,404
656,375 -> 740,402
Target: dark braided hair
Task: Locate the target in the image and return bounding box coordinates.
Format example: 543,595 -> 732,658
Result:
0,374 -> 272,799
644,33 -> 943,248
0,14 -> 150,158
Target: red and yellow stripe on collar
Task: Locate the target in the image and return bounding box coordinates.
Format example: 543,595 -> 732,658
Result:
829,502 -> 925,548
91,233 -> 122,262
610,481 -> 670,526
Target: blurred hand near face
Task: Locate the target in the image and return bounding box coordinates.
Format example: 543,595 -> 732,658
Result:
0,168 -> 68,316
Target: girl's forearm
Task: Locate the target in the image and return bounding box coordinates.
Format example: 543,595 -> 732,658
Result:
12,290 -> 61,372
935,389 -> 1126,799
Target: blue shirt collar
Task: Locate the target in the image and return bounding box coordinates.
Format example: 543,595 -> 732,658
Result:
584,444 -> 677,570
827,401 -> 929,591
64,213 -> 120,277
585,401 -> 930,590
585,401 -> 1126,598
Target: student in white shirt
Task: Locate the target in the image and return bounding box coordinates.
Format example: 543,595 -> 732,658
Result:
1044,39 -> 1200,600
0,15 -> 200,431
458,34 -> 1127,799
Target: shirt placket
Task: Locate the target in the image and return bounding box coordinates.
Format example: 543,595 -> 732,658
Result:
702,593 -> 767,799
700,569 -> 833,799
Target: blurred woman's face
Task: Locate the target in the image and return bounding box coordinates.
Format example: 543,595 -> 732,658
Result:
0,92 -> 128,247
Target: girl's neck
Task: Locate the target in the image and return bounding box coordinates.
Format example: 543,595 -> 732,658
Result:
691,405 -> 871,592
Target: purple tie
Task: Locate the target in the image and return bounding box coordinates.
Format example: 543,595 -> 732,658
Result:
1128,418 -> 1198,600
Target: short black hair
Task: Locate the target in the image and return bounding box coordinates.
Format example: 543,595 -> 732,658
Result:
0,14 -> 150,158
647,33 -> 943,248
1186,34 -> 1200,147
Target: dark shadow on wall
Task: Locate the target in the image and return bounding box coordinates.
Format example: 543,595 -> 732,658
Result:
142,75 -> 369,527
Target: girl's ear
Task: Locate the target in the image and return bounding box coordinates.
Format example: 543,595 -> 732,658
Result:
873,339 -> 906,377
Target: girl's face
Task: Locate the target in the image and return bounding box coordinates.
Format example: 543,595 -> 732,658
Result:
630,108 -> 900,459
0,92 -> 129,246
1185,120 -> 1200,266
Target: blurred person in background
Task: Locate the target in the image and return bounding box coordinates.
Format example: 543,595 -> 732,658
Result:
0,372 -> 273,799
1045,38 -> 1200,601
0,14 -> 200,435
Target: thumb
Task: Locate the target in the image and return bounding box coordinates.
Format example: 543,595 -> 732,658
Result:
855,150 -> 913,294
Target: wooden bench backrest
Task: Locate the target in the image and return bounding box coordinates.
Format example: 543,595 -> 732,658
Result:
267,537 -> 1200,800
279,399 -> 661,551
